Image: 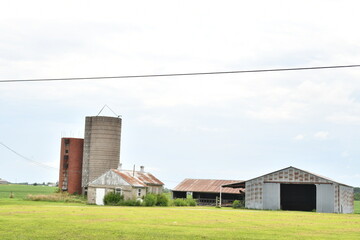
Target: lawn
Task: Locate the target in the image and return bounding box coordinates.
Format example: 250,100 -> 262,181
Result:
1,185 -> 359,239
355,201 -> 360,214
0,199 -> 360,240
0,184 -> 56,199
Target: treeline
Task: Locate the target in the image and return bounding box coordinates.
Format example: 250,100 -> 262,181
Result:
355,187 -> 360,201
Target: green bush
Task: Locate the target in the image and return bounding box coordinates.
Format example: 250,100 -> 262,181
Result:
103,192 -> 124,205
172,198 -> 195,206
232,200 -> 244,209
143,194 -> 157,206
156,193 -> 169,206
173,198 -> 187,206
187,198 -> 197,206
172,198 -> 198,207
118,199 -> 142,206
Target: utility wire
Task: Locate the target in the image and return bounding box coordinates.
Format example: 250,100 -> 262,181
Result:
1,64 -> 360,83
0,142 -> 58,170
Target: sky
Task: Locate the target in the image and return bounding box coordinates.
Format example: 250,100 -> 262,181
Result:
1,0 -> 360,188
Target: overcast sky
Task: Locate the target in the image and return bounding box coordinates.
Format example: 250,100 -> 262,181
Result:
1,0 -> 360,188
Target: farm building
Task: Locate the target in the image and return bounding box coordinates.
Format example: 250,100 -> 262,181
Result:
87,166 -> 164,205
222,166 -> 354,213
172,179 -> 244,205
0,178 -> 10,184
59,138 -> 84,194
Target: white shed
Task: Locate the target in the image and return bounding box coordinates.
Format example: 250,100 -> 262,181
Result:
223,166 -> 354,213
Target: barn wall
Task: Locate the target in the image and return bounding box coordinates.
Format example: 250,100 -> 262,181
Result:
245,178 -> 263,209
147,186 -> 163,195
339,185 -> 354,214
88,185 -> 136,204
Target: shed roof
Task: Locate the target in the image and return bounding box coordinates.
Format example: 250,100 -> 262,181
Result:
222,166 -> 353,188
173,179 -> 244,194
112,169 -> 164,187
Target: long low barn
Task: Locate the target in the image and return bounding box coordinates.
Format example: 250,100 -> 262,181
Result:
173,179 -> 244,205
223,166 -> 354,213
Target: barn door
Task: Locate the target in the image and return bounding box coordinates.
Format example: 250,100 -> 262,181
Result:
96,188 -> 106,205
316,184 -> 334,213
263,183 -> 280,210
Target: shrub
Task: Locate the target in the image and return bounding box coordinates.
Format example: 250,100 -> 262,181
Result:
187,198 -> 197,206
232,200 -> 244,209
118,199 -> 142,206
103,192 -> 124,205
156,193 -> 169,206
143,194 -> 157,206
173,198 -> 188,206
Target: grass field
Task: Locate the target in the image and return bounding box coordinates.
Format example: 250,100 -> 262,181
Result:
0,199 -> 360,240
355,201 -> 360,214
1,185 -> 360,239
0,184 -> 56,199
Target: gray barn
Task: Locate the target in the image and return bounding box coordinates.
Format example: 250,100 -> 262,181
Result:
223,166 -> 354,213
87,166 -> 164,205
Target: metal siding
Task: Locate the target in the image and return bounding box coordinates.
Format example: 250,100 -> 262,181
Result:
263,183 -> 280,210
316,184 -> 334,213
245,179 -> 263,209
339,185 -> 354,214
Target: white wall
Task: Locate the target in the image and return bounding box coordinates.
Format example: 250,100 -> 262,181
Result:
263,183 -> 280,210
316,184 -> 334,213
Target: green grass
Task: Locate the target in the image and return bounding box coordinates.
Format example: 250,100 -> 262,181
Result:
0,199 -> 360,240
0,184 -> 56,199
1,185 -> 359,239
355,201 -> 360,214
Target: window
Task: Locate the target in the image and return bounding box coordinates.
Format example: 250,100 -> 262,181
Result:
115,187 -> 122,195
137,189 -> 142,197
65,150 -> 69,154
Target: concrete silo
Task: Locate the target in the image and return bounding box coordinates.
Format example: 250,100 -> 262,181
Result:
81,116 -> 122,193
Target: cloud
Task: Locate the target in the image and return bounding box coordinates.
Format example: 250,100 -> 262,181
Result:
313,131 -> 329,140
294,134 -> 305,140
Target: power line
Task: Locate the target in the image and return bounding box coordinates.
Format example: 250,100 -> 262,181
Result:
1,64 -> 360,83
0,141 -> 58,170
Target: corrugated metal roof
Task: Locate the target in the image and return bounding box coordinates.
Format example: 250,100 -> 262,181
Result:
173,179 -> 244,194
112,169 -> 164,187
